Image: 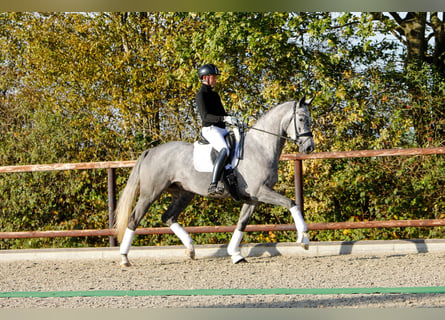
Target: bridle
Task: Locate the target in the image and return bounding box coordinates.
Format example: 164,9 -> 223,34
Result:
246,101 -> 313,145
289,100 -> 313,143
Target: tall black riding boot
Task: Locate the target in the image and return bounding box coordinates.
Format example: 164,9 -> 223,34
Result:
208,148 -> 228,195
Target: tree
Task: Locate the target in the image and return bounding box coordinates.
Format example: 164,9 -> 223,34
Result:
371,12 -> 445,146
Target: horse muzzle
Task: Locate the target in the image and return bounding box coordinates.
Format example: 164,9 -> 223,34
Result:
299,136 -> 315,154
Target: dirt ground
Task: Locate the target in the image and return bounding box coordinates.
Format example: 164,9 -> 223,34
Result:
0,251 -> 444,308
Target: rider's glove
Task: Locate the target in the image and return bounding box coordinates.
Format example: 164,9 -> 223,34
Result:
224,116 -> 238,125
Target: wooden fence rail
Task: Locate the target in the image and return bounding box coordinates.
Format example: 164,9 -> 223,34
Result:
1,220 -> 445,240
0,147 -> 444,246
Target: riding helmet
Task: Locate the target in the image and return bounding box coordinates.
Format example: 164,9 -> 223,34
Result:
198,64 -> 221,79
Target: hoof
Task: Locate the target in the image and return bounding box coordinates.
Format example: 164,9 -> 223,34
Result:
234,258 -> 248,264
231,253 -> 247,264
186,247 -> 195,260
297,232 -> 310,250
120,254 -> 131,267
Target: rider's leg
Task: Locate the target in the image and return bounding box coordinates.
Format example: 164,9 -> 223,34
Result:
209,148 -> 228,194
201,125 -> 229,151
201,125 -> 230,195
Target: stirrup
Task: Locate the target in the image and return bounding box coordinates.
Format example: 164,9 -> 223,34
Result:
208,182 -> 224,195
224,169 -> 240,200
225,170 -> 237,188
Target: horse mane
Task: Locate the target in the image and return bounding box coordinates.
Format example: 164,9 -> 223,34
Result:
250,101 -> 293,132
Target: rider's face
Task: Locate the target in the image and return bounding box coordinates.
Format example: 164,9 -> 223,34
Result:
204,74 -> 218,88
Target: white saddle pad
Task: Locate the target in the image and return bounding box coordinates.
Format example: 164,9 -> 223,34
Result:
193,127 -> 242,173
193,142 -> 215,172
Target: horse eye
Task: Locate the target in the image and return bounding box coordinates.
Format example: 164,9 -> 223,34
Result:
299,117 -> 304,122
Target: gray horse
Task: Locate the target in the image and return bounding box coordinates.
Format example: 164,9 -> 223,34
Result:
115,97 -> 315,265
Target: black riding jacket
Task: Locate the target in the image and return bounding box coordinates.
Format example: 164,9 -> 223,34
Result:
196,84 -> 228,129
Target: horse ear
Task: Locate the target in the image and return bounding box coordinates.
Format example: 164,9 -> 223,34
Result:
299,95 -> 306,105
305,97 -> 314,105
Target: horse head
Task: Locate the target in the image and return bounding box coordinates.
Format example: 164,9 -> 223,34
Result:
287,96 -> 315,154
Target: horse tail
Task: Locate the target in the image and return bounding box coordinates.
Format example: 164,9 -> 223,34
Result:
115,150 -> 149,243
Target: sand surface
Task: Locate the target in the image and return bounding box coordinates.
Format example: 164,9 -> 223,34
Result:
1,251 -> 444,308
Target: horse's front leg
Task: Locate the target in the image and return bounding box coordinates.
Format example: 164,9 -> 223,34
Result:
257,186 -> 309,249
290,207 -> 310,249
227,203 -> 257,264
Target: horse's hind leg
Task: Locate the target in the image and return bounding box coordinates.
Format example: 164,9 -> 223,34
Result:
162,189 -> 195,259
227,203 -> 257,264
119,195 -> 156,267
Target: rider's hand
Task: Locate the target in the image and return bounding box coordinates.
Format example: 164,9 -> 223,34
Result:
224,116 -> 238,125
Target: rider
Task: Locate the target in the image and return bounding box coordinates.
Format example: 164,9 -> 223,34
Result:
196,63 -> 238,195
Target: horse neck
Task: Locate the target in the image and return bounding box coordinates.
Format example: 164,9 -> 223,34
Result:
245,102 -> 292,162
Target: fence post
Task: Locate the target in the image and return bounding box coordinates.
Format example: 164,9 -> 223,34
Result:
294,160 -> 304,215
107,168 -> 117,247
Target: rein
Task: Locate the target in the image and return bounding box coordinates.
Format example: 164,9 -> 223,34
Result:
242,101 -> 313,144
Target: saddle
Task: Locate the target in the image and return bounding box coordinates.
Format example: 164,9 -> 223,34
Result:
193,126 -> 244,173
197,130 -> 237,163
193,126 -> 244,200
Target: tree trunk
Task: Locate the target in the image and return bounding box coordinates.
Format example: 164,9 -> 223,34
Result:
431,12 -> 445,76
384,13 -> 444,146
396,13 -> 429,145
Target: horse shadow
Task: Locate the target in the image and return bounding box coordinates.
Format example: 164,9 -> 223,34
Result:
209,239 -> 430,260
338,239 -> 430,255
209,242 -> 285,260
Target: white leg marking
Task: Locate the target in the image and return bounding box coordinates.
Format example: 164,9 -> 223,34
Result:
290,206 -> 310,249
119,228 -> 135,267
228,229 -> 244,256
170,223 -> 195,259
120,228 -> 135,255
228,229 -> 246,263
290,206 -> 307,233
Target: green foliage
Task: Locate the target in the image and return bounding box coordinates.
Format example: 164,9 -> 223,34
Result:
0,12 -> 444,249
304,155 -> 444,242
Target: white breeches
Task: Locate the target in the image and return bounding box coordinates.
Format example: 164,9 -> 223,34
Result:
202,125 -> 229,153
